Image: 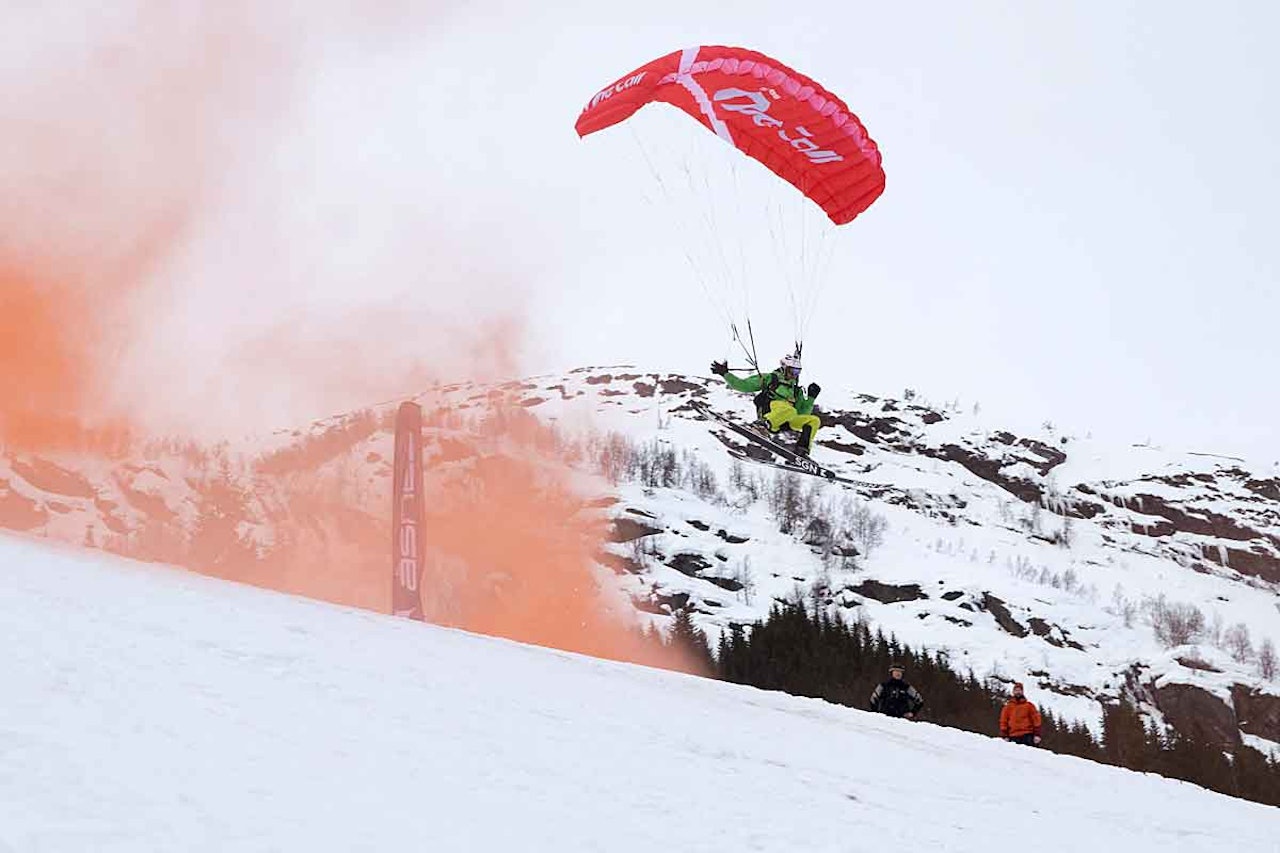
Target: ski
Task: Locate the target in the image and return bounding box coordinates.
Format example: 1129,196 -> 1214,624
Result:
689,400 -> 846,482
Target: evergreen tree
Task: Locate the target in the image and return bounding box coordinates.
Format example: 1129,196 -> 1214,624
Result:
706,595 -> 1280,808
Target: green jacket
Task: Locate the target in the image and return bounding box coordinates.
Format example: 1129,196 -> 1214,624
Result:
723,370 -> 815,415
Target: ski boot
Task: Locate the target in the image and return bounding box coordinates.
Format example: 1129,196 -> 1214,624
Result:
796,424 -> 814,457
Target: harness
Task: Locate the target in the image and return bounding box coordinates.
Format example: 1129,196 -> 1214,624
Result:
752,372 -> 801,419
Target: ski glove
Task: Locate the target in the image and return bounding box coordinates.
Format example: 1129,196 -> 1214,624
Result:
710,360 -> 729,376
807,383 -> 821,399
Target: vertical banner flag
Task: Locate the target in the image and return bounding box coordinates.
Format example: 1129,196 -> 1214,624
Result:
391,401 -> 425,620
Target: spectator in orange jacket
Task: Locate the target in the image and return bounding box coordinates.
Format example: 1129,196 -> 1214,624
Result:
1000,682 -> 1042,746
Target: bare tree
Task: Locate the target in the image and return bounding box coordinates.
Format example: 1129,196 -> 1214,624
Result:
1259,638 -> 1277,681
768,472 -> 806,534
844,498 -> 887,558
733,557 -> 756,606
1224,623 -> 1255,663
1146,595 -> 1206,648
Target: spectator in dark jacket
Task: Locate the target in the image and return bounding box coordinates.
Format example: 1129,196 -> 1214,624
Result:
869,663 -> 925,720
1000,682 -> 1043,746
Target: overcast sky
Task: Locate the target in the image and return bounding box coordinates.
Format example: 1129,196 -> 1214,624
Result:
5,1 -> 1276,463
516,0 -> 1279,463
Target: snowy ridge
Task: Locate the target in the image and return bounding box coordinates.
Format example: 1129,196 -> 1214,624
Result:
1,367 -> 1278,752
2,532 -> 1278,851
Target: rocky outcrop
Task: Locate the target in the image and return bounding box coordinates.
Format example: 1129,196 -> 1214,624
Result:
609,517 -> 662,543
1131,492 -> 1257,541
1231,686 -> 1280,744
668,552 -> 714,577
930,444 -> 1045,505
851,581 -> 927,604
1243,477 -> 1280,501
1027,617 -> 1086,651
1152,683 -> 1241,749
822,411 -> 914,450
980,593 -> 1028,638
0,480 -> 46,530
598,551 -> 644,575
9,457 -> 96,499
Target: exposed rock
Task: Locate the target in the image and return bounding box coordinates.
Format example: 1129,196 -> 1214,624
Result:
822,412 -> 912,448
715,528 -> 749,545
598,551 -> 645,575
933,444 -> 1044,504
851,580 -> 927,604
1231,686 -> 1280,744
518,397 -> 547,407
1131,492 -> 1257,541
816,439 -> 865,456
1152,682 -> 1241,749
941,591 -> 964,602
1041,681 -> 1094,699
1243,477 -> 1280,501
658,377 -> 703,395
631,590 -> 690,615
1207,545 -> 1280,584
687,520 -> 710,532
668,552 -> 714,577
980,594 -> 1028,638
9,457 -> 96,499
1131,519 -> 1178,537
704,575 -> 745,593
0,481 -> 46,531
1176,655 -> 1223,673
93,499 -> 131,535
609,518 -> 661,543
1019,618 -> 1082,650
1015,438 -> 1068,475
632,382 -> 654,398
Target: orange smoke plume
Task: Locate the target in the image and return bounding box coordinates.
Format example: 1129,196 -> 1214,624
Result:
0,3 -> 704,677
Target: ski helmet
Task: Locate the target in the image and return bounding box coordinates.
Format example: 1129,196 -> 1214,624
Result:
780,353 -> 802,380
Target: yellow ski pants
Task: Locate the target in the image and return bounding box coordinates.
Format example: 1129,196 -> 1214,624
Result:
763,400 -> 821,449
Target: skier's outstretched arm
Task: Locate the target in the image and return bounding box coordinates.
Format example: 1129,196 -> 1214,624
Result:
711,361 -> 765,394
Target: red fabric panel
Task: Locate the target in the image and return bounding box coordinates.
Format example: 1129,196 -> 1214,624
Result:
577,46 -> 885,225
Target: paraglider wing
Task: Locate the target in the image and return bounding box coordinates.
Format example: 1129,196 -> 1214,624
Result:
576,46 -> 885,225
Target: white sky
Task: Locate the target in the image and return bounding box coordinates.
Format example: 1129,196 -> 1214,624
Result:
6,2 -> 1276,462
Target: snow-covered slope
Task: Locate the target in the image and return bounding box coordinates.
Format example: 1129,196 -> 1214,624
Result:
2,368 -> 1278,751
2,532 -> 1277,852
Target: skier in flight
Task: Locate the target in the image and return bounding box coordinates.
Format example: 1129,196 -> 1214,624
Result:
710,352 -> 822,456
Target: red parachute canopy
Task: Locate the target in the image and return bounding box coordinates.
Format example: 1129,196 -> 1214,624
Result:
576,46 -> 885,226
